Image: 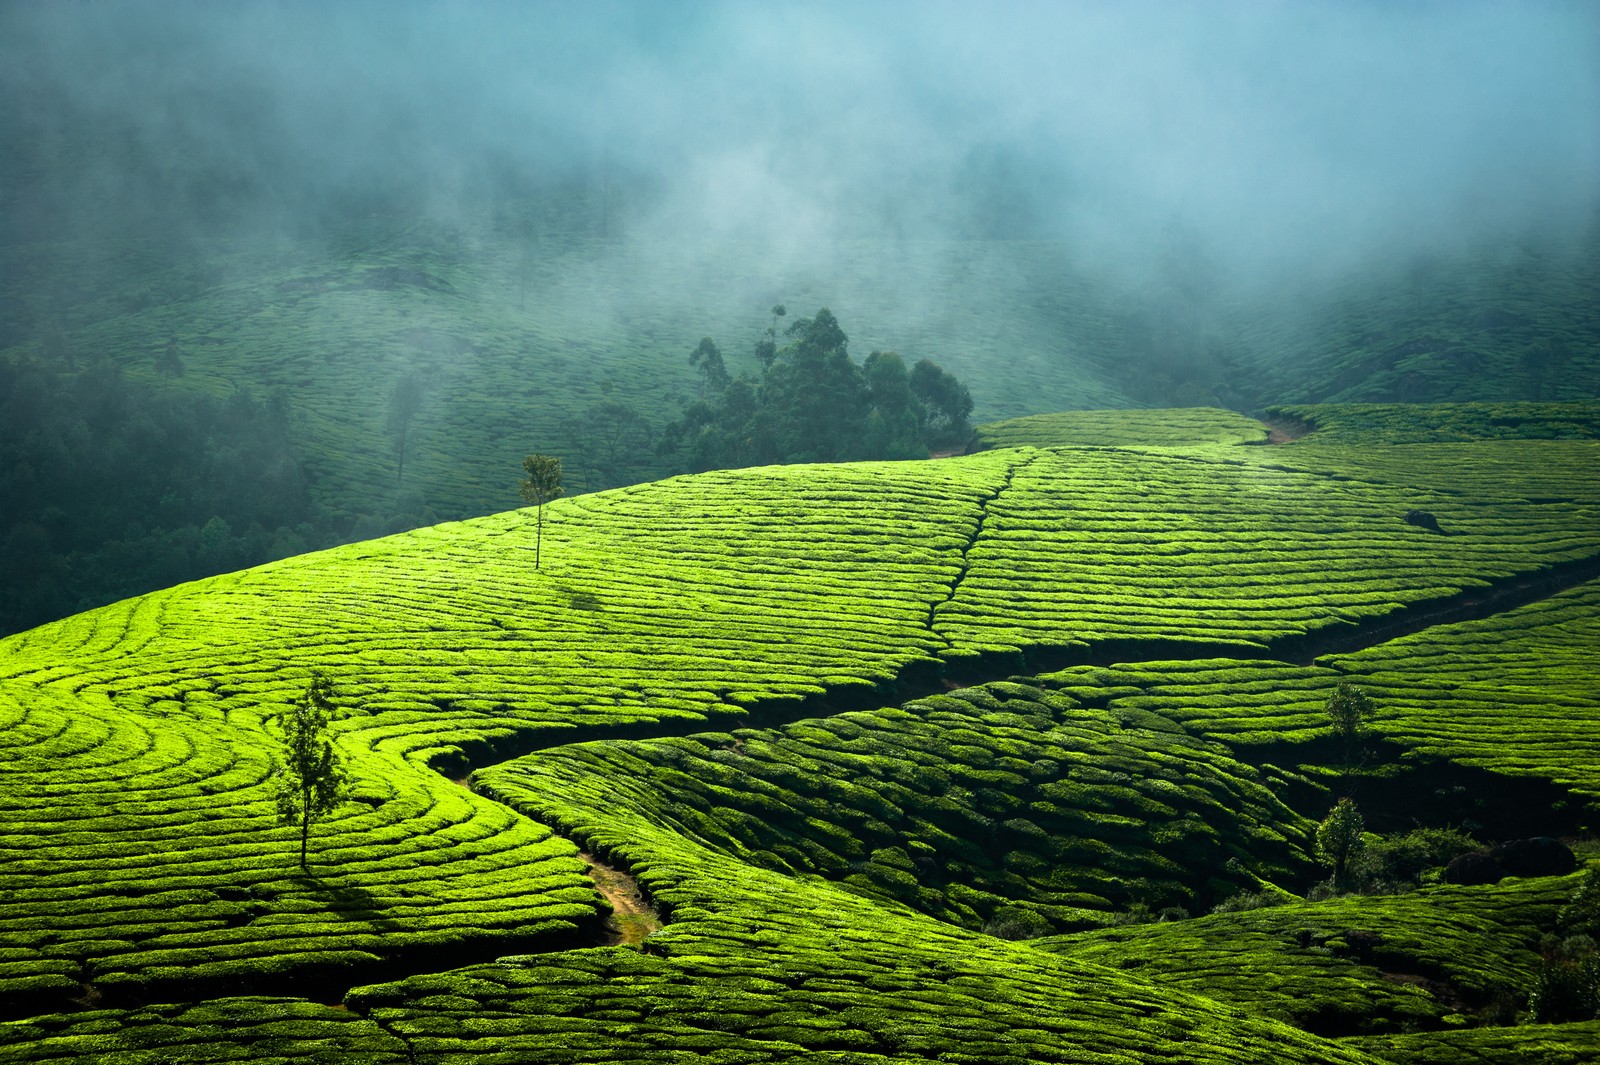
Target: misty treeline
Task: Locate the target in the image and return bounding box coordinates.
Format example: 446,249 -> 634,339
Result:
0,358 -> 434,638
660,307 -> 974,470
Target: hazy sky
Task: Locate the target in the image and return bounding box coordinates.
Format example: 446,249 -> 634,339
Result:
4,0 -> 1597,289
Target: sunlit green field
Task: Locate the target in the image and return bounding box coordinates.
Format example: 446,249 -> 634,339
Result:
2,403 -> 1598,1063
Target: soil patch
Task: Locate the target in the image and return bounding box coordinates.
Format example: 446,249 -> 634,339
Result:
580,851 -> 661,947
1263,417 -> 1313,444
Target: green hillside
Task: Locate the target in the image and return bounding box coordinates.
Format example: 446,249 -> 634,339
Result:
1043,874 -> 1575,1035
2,223 -> 1135,519
4,208 -> 1597,638
1237,237 -> 1600,406
2,403 -> 1599,1061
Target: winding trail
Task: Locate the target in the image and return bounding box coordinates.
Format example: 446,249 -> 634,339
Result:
579,851 -> 661,947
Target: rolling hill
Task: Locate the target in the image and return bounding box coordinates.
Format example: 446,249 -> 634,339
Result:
2,403 -> 1598,1062
3,200 -> 1597,637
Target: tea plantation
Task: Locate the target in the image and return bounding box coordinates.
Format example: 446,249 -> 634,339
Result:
1,403 -> 1598,1062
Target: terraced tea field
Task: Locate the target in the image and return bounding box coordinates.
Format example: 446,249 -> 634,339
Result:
1042,875 -> 1575,1035
1,402 -> 1598,1062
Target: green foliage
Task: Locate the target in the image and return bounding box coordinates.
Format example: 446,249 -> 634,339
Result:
1239,239 -> 1600,407
1269,401 -> 1600,445
5,187 -> 1596,635
1352,1021 -> 1600,1065
1,405 -> 1598,1061
0,358 -> 317,636
556,400 -> 655,490
273,674 -> 349,869
976,407 -> 1271,449
660,308 -> 975,469
519,453 -> 565,509
1209,889 -> 1287,915
984,905 -> 1053,941
1325,682 -> 1375,770
1325,683 -> 1373,744
480,681 -> 1315,929
1315,799 -> 1366,884
1560,867 -> 1600,938
1529,870 -> 1600,1023
519,453 -> 564,570
0,998 -> 410,1063
1529,936 -> 1600,1024
1365,827 -> 1480,887
1049,873 -> 1575,1037
936,440 -> 1600,663
1046,580 -> 1600,802
385,372 -> 426,481
688,336 -> 729,397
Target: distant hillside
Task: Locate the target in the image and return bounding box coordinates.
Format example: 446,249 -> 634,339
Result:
2,198 -> 1597,636
1233,227 -> 1600,407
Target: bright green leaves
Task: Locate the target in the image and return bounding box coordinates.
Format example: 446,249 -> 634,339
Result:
1314,798 -> 1366,884
519,453 -> 565,570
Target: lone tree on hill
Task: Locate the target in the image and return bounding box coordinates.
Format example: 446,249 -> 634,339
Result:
1315,797 -> 1366,887
519,453 -> 564,570
273,673 -> 348,870
1325,681 -> 1375,767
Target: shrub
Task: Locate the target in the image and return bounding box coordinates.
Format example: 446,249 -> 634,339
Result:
1561,867 -> 1600,938
983,906 -> 1053,941
1528,936 -> 1600,1023
1210,890 -> 1287,915
1367,826 -> 1479,886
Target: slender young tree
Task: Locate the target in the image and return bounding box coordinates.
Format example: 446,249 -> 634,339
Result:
519,453 -> 564,570
273,673 -> 347,870
754,304 -> 786,368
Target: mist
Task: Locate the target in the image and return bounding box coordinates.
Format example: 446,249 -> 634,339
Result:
5,0 -> 1596,296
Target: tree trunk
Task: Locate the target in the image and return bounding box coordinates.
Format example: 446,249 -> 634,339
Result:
300,785 -> 311,868
535,504 -> 544,570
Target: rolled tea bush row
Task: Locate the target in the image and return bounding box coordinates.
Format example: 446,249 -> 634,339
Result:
938,446 -> 1600,659
1038,873 -> 1574,1036
478,679 -> 1315,932
975,407 -> 1270,450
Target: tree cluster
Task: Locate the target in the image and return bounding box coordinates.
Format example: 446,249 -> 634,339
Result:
660,307 -> 974,472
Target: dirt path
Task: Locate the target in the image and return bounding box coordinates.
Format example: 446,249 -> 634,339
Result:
579,851 -> 661,947
1262,416 -> 1312,444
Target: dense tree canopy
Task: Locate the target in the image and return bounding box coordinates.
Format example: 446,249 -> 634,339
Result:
660,308 -> 974,471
